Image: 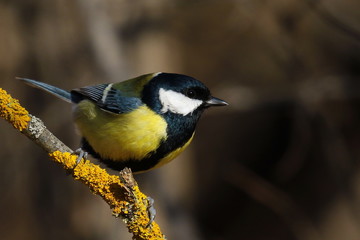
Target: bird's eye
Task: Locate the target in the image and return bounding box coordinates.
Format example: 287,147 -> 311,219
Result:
185,89 -> 196,98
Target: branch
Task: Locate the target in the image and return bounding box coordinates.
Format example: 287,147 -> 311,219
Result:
304,0 -> 360,42
225,162 -> 322,240
0,88 -> 165,240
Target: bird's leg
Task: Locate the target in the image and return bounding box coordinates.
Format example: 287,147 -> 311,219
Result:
145,197 -> 156,228
73,148 -> 88,166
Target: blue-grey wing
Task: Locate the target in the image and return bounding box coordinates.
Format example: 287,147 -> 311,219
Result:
71,84 -> 143,114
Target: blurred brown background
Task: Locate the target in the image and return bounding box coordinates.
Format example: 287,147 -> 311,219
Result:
1,0 -> 360,239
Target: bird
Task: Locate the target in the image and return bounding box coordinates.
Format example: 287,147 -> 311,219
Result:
20,72 -> 228,173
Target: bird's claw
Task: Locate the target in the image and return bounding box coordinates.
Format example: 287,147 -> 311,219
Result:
145,197 -> 156,228
73,148 -> 88,167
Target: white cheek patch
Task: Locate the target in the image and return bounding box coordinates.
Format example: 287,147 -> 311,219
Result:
159,88 -> 203,116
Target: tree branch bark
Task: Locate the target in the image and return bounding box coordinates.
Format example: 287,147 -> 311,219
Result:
0,87 -> 165,240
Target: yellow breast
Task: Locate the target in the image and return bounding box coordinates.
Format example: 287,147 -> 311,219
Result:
73,100 -> 168,162
153,133 -> 194,169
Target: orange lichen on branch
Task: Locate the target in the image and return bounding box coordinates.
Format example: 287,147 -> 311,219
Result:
49,151 -> 165,240
0,88 -> 30,131
49,151 -> 127,214
0,87 -> 165,239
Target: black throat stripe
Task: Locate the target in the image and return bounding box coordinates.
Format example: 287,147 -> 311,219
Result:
80,111 -> 199,172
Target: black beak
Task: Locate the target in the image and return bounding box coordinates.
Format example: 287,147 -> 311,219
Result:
204,96 -> 228,107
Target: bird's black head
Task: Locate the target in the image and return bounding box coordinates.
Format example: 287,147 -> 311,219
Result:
142,72 -> 227,118
139,73 -> 228,170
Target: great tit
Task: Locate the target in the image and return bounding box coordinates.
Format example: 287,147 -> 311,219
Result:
20,72 -> 228,173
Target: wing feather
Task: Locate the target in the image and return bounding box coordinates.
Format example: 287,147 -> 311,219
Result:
71,84 -> 142,114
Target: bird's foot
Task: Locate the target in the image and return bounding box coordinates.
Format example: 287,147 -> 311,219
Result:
145,197 -> 156,228
73,148 -> 88,167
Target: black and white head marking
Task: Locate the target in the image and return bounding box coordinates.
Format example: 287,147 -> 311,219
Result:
159,88 -> 203,116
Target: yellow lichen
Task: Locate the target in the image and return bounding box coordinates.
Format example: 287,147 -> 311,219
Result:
0,88 -> 30,131
49,151 -> 165,239
0,87 -> 165,239
49,151 -> 126,213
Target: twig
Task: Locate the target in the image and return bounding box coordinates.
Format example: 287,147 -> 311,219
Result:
304,0 -> 360,42
0,87 -> 165,240
225,161 -> 323,240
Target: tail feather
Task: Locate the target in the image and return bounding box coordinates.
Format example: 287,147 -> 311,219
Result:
18,77 -> 72,103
